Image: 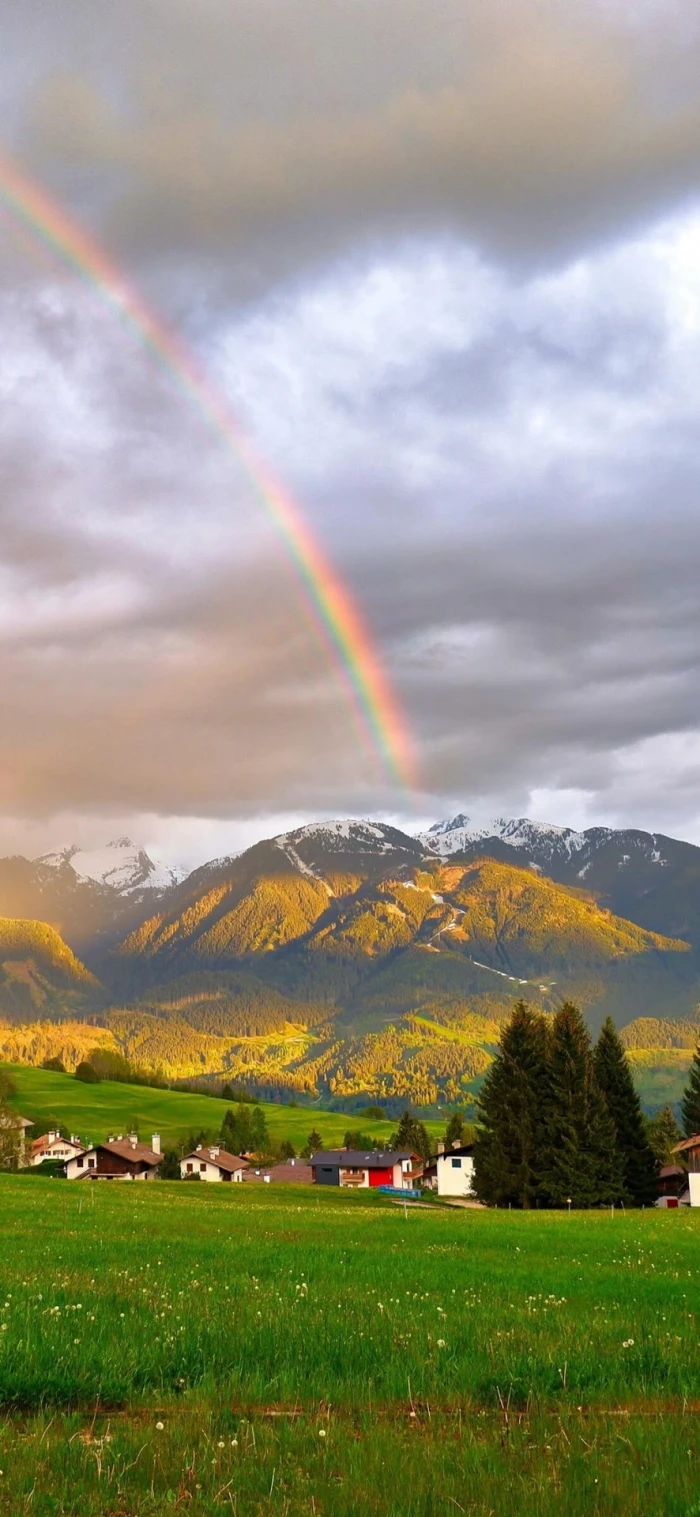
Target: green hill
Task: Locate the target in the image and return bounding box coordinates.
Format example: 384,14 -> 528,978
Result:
3,1063 -> 439,1150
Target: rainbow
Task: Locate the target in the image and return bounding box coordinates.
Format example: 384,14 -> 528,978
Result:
0,146 -> 418,793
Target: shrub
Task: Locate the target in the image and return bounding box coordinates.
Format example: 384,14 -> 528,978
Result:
74,1062 -> 101,1084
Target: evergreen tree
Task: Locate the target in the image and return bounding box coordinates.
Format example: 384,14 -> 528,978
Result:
540,1003 -> 621,1208
301,1128 -> 323,1159
473,1000 -> 550,1208
681,1042 -> 700,1137
344,1129 -> 376,1150
445,1110 -> 466,1148
250,1105 -> 269,1154
646,1104 -> 682,1165
159,1149 -> 181,1179
391,1109 -> 432,1162
594,1017 -> 657,1206
279,1139 -> 296,1160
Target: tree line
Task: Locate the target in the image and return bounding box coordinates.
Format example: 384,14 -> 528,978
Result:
475,1001 -> 668,1208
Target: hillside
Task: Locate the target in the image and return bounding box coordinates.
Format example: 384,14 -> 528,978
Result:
3,1063 -> 438,1151
0,918 -> 100,1024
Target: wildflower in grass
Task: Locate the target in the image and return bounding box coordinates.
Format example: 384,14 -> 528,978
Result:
319,1428 -> 327,1437
622,1339 -> 635,1349
437,1339 -> 446,1349
155,1421 -> 164,1431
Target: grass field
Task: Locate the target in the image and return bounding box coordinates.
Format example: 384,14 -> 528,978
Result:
0,1175 -> 698,1514
4,1063 -> 443,1151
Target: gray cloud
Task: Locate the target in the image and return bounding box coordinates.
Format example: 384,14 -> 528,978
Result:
2,1 -> 700,860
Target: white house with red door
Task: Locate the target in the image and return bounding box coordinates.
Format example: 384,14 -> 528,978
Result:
308,1149 -> 423,1189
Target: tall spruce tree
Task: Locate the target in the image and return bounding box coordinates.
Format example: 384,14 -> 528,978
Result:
681,1042 -> 700,1137
646,1104 -> 682,1165
473,1000 -> 550,1208
594,1017 -> 657,1205
391,1110 -> 432,1162
540,1003 -> 621,1208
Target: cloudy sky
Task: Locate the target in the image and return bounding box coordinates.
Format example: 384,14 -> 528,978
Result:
2,0 -> 700,867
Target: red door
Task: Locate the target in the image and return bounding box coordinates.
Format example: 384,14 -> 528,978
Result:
368,1167 -> 393,1187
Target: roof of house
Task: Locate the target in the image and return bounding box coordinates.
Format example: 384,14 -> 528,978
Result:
182,1147 -> 249,1173
32,1133 -> 83,1152
437,1144 -> 474,1159
0,1113 -> 33,1130
244,1161 -> 314,1183
76,1139 -> 163,1167
659,1164 -> 686,1178
673,1134 -> 700,1154
309,1149 -> 421,1169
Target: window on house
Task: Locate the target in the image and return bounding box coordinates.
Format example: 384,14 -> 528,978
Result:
88,1158 -> 96,1168
451,1158 -> 462,1169
186,1163 -> 193,1173
200,1162 -> 206,1171
77,1156 -> 84,1168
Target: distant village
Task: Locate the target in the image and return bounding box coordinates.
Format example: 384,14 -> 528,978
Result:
2,1110 -> 700,1206
1,1115 -> 478,1199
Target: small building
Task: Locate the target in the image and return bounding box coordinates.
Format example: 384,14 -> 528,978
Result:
64,1133 -> 163,1181
656,1164 -> 689,1207
0,1112 -> 33,1168
671,1135 -> 700,1207
180,1145 -> 249,1182
424,1140 -> 475,1199
309,1149 -> 423,1190
243,1159 -> 314,1184
30,1132 -> 85,1167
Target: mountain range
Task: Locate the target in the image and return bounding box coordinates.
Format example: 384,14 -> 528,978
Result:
1,815 -> 699,1112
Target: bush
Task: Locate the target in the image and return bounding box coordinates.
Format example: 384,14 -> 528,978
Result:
41,1057 -> 66,1074
74,1062 -> 100,1084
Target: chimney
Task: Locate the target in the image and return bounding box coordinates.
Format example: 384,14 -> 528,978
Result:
129,1133 -> 138,1149
152,1133 -> 161,1155
452,1140 -> 461,1150
209,1146 -> 219,1159
195,1143 -> 202,1152
437,1140 -> 445,1155
48,1131 -> 57,1144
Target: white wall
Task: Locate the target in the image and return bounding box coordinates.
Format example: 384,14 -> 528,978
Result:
437,1152 -> 475,1198
689,1172 -> 700,1208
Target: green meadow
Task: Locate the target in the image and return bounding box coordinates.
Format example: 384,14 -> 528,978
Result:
6,1062 -> 441,1150
0,1176 -> 699,1514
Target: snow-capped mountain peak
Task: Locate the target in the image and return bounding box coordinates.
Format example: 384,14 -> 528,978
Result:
420,814 -> 595,860
37,837 -> 185,895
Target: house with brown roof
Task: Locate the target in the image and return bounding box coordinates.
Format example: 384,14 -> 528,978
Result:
30,1131 -> 85,1167
180,1144 -> 249,1182
64,1133 -> 163,1180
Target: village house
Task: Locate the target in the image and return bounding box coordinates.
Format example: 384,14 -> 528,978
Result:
30,1131 -> 84,1167
64,1132 -> 163,1180
656,1164 -> 689,1207
671,1134 -> 700,1206
180,1144 -> 249,1181
424,1140 -> 475,1198
0,1112 -> 33,1168
309,1149 -> 423,1190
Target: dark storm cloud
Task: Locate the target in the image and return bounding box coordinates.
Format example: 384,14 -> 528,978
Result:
8,0 -> 700,292
2,0 -> 700,856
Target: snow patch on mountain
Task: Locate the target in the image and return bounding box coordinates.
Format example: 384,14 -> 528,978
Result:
275,820 -> 421,855
38,837 -> 185,895
420,814 -> 591,858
